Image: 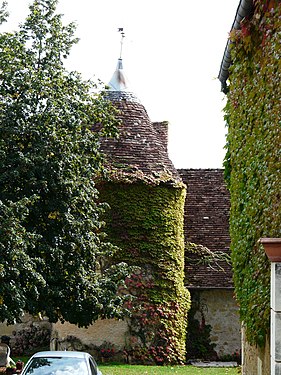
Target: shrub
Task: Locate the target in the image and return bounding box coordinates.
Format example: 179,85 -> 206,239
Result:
11,324 -> 51,355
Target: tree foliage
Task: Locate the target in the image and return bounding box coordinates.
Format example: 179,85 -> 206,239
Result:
0,0 -> 130,326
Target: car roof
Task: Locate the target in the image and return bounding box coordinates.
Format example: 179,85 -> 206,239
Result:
31,351 -> 91,359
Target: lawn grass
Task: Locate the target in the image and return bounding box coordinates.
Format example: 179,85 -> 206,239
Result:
99,364 -> 240,375
12,357 -> 240,374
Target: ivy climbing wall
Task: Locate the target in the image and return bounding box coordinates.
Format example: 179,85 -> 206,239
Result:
224,1 -> 281,348
98,181 -> 190,364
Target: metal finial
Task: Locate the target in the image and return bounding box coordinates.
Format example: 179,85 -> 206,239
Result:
118,28 -> 125,59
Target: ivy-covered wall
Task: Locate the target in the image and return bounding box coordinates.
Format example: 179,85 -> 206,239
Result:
98,180 -> 190,364
224,1 -> 281,347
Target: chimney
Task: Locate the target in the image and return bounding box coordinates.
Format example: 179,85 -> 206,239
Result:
153,121 -> 169,153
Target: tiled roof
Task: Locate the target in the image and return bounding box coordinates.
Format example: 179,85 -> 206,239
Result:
178,169 -> 233,289
100,94 -> 181,184
101,79 -> 232,288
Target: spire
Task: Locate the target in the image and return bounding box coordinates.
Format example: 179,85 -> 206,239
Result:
108,28 -> 130,91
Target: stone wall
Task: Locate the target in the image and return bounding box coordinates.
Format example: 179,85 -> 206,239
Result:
1,290 -> 241,362
51,319 -> 129,351
193,289 -> 241,357
0,316 -> 128,355
241,328 -> 270,375
0,314 -> 51,337
0,314 -> 51,355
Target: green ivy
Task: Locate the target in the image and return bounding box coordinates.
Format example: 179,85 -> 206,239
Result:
123,274 -> 187,365
98,181 -> 190,364
224,2 -> 281,346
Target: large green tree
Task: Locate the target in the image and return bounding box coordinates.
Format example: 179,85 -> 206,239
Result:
0,0 -> 129,326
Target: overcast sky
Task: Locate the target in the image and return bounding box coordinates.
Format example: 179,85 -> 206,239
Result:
2,0 -> 239,168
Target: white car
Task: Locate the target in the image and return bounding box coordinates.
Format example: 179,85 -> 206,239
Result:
21,351 -> 102,375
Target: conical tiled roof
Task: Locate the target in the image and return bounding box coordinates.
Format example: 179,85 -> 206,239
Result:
100,58 -> 181,185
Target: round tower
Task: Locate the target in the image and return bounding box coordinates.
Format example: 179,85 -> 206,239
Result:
97,52 -> 190,364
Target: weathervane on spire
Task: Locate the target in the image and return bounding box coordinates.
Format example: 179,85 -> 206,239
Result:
118,28 -> 125,59
108,28 -> 129,91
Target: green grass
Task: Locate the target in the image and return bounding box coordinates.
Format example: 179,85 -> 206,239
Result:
12,357 -> 240,374
99,364 -> 240,375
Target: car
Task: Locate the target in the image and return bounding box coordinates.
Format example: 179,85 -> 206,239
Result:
21,350 -> 102,375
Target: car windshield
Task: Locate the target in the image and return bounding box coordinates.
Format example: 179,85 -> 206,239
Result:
23,356 -> 89,375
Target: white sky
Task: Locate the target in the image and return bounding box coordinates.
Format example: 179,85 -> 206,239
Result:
1,0 -> 239,169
